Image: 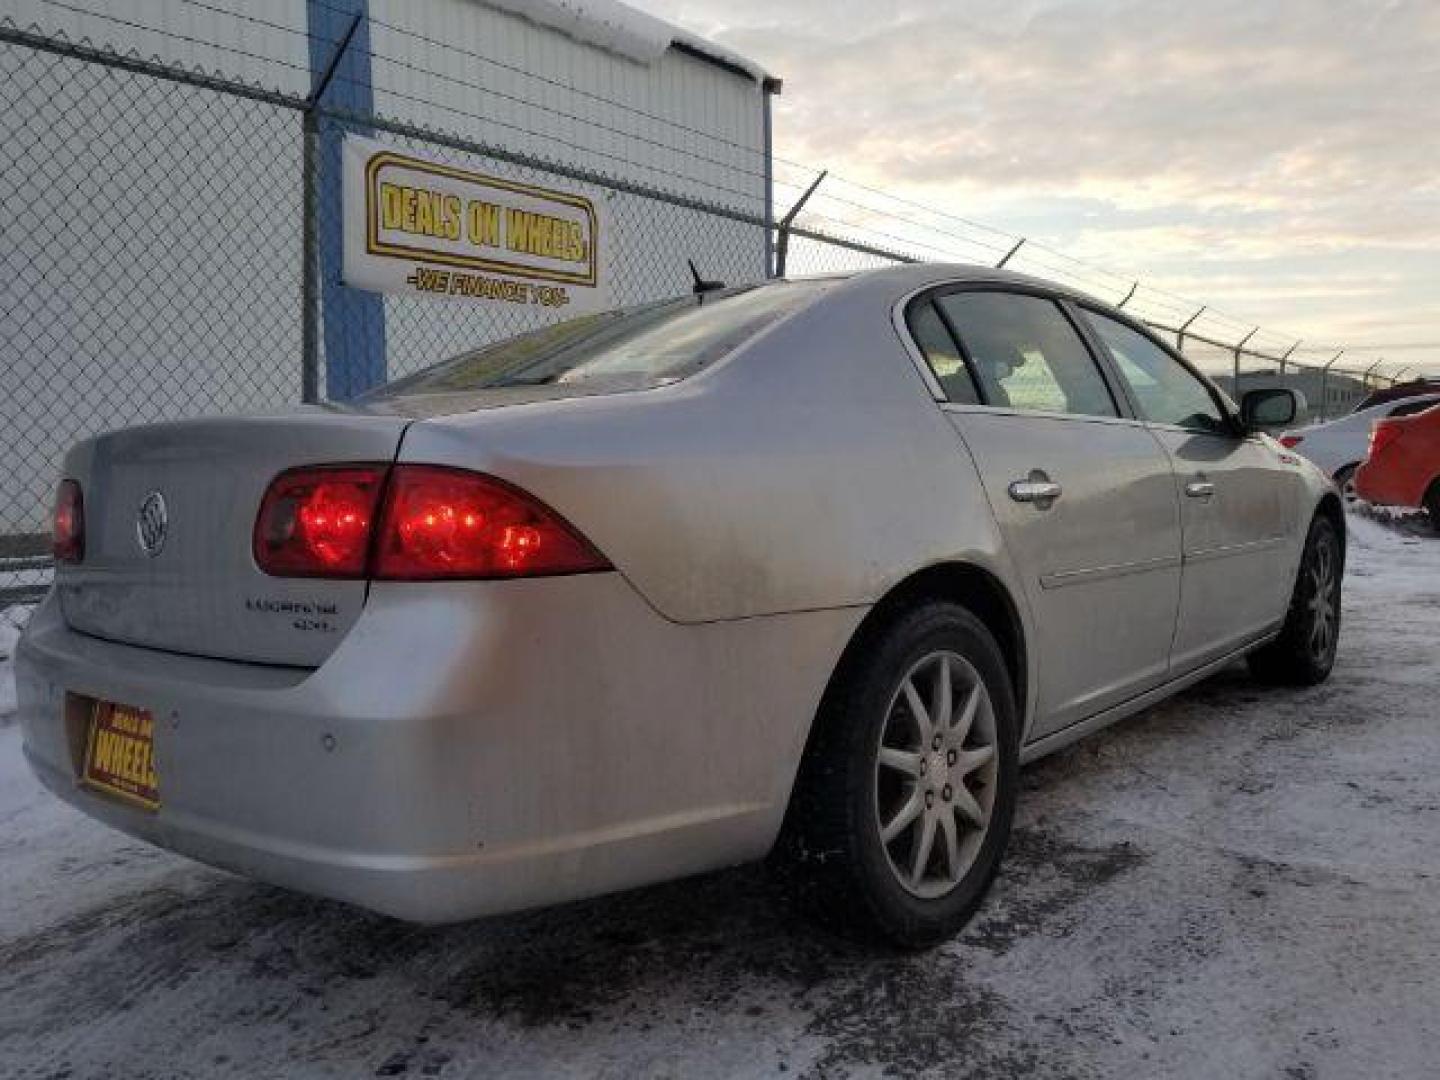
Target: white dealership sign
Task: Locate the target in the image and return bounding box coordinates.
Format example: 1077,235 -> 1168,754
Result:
342,136 -> 608,313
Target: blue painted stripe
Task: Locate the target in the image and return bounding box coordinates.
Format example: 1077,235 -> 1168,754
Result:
307,0 -> 387,400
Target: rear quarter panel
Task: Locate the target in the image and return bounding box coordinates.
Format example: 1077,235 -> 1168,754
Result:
396,277 -> 1020,628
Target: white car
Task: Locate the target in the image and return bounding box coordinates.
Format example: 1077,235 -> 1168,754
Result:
1281,394 -> 1440,493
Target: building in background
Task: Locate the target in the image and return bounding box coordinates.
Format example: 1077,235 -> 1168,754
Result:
0,0 -> 777,571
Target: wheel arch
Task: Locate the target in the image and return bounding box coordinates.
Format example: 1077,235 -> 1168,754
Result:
773,558 -> 1030,873
827,561 -> 1029,730
1315,490 -> 1347,567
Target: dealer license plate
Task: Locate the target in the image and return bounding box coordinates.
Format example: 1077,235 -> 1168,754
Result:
82,700 -> 160,811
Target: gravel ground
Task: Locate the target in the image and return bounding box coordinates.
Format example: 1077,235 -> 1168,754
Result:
1,509 -> 1437,1079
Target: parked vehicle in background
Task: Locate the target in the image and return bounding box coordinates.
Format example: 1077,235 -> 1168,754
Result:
1281,394 -> 1440,496
1355,402 -> 1440,526
16,265 -> 1347,948
1352,379 -> 1440,413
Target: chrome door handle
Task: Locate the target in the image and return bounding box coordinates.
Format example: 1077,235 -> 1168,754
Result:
1008,479 -> 1063,505
1185,480 -> 1216,500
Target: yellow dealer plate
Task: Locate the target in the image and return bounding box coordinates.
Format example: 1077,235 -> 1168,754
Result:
82,701 -> 160,811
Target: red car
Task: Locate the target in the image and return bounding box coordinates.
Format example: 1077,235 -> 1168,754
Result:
1355,402 -> 1440,523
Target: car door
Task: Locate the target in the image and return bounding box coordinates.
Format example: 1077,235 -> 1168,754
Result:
1080,308 -> 1304,672
906,287 -> 1183,738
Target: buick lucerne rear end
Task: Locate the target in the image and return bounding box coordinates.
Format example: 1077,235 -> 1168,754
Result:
17,267 -> 1344,946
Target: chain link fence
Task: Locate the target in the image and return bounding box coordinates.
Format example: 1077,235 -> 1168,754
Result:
0,24 -> 769,603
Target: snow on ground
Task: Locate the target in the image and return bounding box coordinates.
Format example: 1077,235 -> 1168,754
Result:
0,606 -> 31,722
1,509 -> 1438,1078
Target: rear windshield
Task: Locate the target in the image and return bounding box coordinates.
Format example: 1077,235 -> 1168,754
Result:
364,281 -> 832,400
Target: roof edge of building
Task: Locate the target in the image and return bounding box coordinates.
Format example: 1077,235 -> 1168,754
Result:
471,0 -> 775,85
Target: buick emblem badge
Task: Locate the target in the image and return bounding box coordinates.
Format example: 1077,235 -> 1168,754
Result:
136,490 -> 169,558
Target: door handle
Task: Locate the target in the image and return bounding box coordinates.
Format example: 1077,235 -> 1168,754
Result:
1185,480 -> 1216,500
1008,477 -> 1063,506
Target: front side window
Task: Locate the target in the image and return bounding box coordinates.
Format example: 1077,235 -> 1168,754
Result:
934,292 -> 1118,418
365,281 -> 833,400
1085,310 -> 1229,434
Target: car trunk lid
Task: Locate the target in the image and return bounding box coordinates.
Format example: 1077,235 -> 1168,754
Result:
56,410 -> 411,667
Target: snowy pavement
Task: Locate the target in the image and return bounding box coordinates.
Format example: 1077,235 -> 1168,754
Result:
2,510 -> 1438,1078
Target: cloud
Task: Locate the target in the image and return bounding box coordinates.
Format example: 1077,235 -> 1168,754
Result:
632,0 -> 1440,361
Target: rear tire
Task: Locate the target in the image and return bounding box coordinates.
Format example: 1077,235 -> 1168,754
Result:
1248,514 -> 1342,686
1425,480 -> 1440,532
1333,464 -> 1359,502
776,602 -> 1019,950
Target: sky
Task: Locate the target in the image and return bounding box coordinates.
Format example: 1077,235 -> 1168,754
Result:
632,0 -> 1440,376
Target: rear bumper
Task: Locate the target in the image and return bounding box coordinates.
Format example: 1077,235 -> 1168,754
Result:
1354,459 -> 1422,508
16,579 -> 860,922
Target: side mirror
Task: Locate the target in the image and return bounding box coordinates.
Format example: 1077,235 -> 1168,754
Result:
1241,388 -> 1299,431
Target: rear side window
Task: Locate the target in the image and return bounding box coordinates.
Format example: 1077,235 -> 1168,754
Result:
365,281 -> 833,399
1084,310 -> 1228,435
907,301 -> 981,404
934,292 -> 1118,418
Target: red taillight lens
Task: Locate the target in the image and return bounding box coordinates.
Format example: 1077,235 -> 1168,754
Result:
1279,434 -> 1303,449
253,464 -> 611,580
53,479 -> 85,562
1368,421 -> 1403,460
372,466 -> 610,580
253,465 -> 387,577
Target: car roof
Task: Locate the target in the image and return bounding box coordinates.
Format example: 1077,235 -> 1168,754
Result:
799,262 -> 1112,308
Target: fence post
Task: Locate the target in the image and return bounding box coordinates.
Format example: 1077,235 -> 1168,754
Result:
1392,366 -> 1412,385
1317,350 -> 1344,421
762,78 -> 779,277
996,238 -> 1025,268
301,114 -> 321,404
1116,281 -> 1139,309
1232,327 -> 1259,397
300,12 -> 363,404
1279,340 -> 1300,376
774,170 -> 827,279
1176,306 -> 1206,356
1362,360 -> 1383,391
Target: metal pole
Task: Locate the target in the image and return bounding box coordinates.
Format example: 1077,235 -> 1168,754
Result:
1279,340 -> 1301,376
1362,360 -> 1383,390
1116,281 -> 1139,309
301,116 -> 320,404
761,78 -> 778,278
1317,350 -> 1344,422
774,169 -> 827,279
1392,366 -> 1412,385
996,238 -> 1025,268
1232,327 -> 1259,396
300,12 -> 363,405
1176,305 -> 1206,357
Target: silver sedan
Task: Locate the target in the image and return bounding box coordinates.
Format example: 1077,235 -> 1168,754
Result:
16,264 -> 1344,946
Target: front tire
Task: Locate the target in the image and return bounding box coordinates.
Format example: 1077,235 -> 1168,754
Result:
1425,480 -> 1440,532
1248,514 -> 1342,686
777,603 -> 1019,949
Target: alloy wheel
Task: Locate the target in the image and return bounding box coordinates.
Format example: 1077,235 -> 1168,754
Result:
873,651 -> 999,899
1306,533 -> 1339,664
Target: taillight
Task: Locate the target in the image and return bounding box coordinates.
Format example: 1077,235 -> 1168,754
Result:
253,464 -> 610,580
253,465 -> 387,578
372,466 -> 610,580
53,479 -> 85,562
1279,434 -> 1303,449
1368,421 -> 1404,460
